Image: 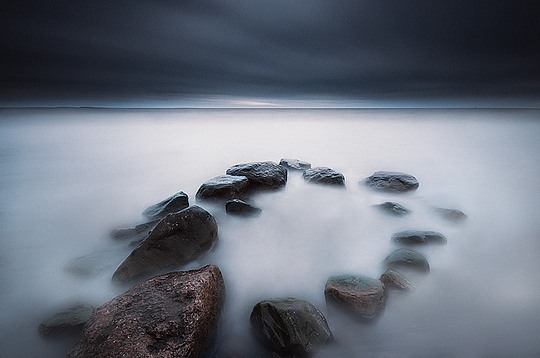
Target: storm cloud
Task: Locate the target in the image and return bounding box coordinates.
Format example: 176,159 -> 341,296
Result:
2,0 -> 539,105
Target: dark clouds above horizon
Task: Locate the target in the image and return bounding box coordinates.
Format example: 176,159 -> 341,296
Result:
2,0 -> 540,106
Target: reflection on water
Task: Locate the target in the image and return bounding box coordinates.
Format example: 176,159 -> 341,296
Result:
1,108 -> 539,357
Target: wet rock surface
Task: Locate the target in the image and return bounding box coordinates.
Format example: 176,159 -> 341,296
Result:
142,191 -> 189,220
303,166 -> 345,186
226,199 -> 262,216
250,297 -> 333,356
69,265 -> 225,358
363,171 -> 419,193
279,158 -> 312,171
375,201 -> 411,216
383,248 -> 430,273
391,230 -> 447,246
226,161 -> 287,190
112,205 -> 218,284
196,175 -> 250,201
325,275 -> 386,321
39,303 -> 95,338
380,269 -> 415,292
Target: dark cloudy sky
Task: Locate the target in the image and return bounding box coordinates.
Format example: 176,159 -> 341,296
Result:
2,0 -> 539,107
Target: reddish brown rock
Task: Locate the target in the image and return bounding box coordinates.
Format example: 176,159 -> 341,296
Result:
68,265 -> 226,358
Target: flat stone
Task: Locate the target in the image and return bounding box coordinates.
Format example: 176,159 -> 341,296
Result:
383,248 -> 430,273
435,207 -> 468,222
380,269 -> 415,292
303,167 -> 345,186
142,191 -> 189,220
225,199 -> 262,216
196,175 -> 250,201
391,230 -> 447,246
374,201 -> 411,216
279,158 -> 312,171
226,161 -> 287,190
362,171 -> 419,193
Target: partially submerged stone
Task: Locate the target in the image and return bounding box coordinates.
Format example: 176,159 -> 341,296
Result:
64,249 -> 119,278
374,201 -> 411,216
112,205 -> 218,284
279,158 -> 312,171
303,167 -> 345,186
363,171 -> 419,193
380,269 -> 415,292
325,275 -> 386,321
250,297 -> 333,356
225,199 -> 262,216
142,191 -> 189,220
39,303 -> 95,338
196,175 -> 250,201
383,248 -> 430,273
435,207 -> 468,222
69,265 -> 225,358
391,230 -> 447,246
226,161 -> 287,190
110,220 -> 159,241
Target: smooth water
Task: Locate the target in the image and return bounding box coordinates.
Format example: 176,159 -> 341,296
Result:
0,108 -> 539,357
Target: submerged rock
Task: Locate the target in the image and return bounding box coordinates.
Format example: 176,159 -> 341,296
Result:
142,191 -> 189,220
324,275 -> 386,321
250,297 -> 333,356
435,207 -> 468,222
69,265 -> 225,358
64,249 -> 119,278
391,230 -> 447,246
110,220 -> 159,241
303,167 -> 345,186
39,303 -> 95,338
380,269 -> 415,292
225,199 -> 262,216
383,248 -> 430,273
279,158 -> 312,171
362,171 -> 419,193
196,175 -> 250,201
374,201 -> 411,216
112,206 -> 218,284
226,161 -> 287,190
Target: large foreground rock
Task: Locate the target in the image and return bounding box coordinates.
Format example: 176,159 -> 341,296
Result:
142,191 -> 189,220
196,175 -> 250,201
226,161 -> 287,190
69,265 -> 225,358
362,171 -> 419,193
303,167 -> 345,186
112,206 -> 218,284
391,230 -> 447,246
325,275 -> 386,321
383,248 -> 430,273
250,297 -> 333,356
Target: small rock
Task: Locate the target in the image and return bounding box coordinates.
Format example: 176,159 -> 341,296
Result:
110,220 -> 159,241
226,199 -> 262,216
383,248 -> 430,273
435,207 -> 468,222
250,297 -> 333,356
362,171 -> 419,193
279,158 -> 312,171
196,175 -> 250,201
142,191 -> 189,220
374,202 -> 411,216
303,167 -> 345,186
380,269 -> 415,292
391,230 -> 447,246
226,161 -> 287,190
39,303 -> 95,338
324,275 -> 386,321
64,250 -> 118,278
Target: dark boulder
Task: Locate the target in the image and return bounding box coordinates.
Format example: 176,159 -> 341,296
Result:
391,230 -> 447,246
226,161 -> 287,190
383,248 -> 430,273
362,171 -> 419,193
374,202 -> 410,216
110,220 -> 159,241
226,199 -> 262,216
303,167 -> 345,186
39,303 -> 95,338
69,265 -> 225,358
379,269 -> 415,292
250,297 -> 333,356
279,158 -> 312,171
112,206 -> 218,284
142,191 -> 189,220
435,207 -> 468,222
196,175 -> 250,201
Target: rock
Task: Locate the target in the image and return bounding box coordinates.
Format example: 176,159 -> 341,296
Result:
142,191 -> 189,220
112,206 -> 218,284
362,171 -> 419,193
380,269 -> 415,292
110,220 -> 159,241
39,303 -> 95,338
196,175 -> 250,201
435,207 -> 468,222
303,167 -> 345,186
391,230 -> 447,246
250,297 -> 333,356
374,201 -> 410,216
64,249 -> 118,278
383,248 -> 430,273
68,265 -> 225,358
324,275 -> 386,321
226,161 -> 287,190
226,199 -> 262,216
279,158 -> 312,171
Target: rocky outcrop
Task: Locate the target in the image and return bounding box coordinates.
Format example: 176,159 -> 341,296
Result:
374,201 -> 410,216
69,265 -> 225,358
39,303 -> 95,338
279,158 -> 312,171
383,248 -> 430,273
303,167 -> 345,186
112,206 -> 218,284
142,191 -> 189,220
225,199 -> 262,216
226,161 -> 287,190
379,269 -> 415,292
391,230 -> 447,246
250,297 -> 333,356
195,175 -> 250,201
325,275 -> 386,321
362,171 -> 419,193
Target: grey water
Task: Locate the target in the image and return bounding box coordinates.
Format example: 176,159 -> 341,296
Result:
0,108 -> 539,357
